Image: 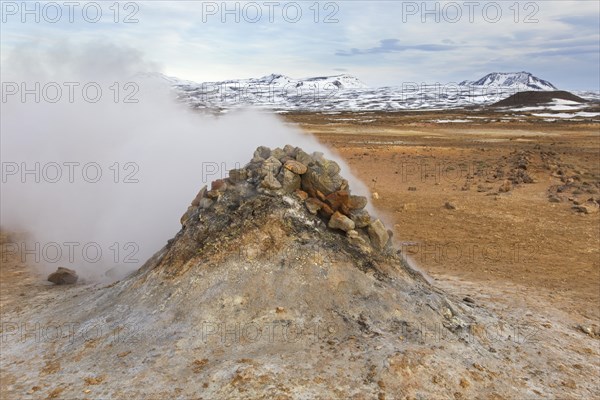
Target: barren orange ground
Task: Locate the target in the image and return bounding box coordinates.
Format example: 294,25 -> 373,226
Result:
285,111 -> 600,321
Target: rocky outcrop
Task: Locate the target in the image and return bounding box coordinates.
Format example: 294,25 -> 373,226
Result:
180,146 -> 390,252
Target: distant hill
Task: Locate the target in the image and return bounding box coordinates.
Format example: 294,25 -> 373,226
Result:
460,72 -> 557,91
492,90 -> 587,107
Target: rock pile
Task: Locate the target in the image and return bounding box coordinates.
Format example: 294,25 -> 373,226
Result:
181,145 -> 391,251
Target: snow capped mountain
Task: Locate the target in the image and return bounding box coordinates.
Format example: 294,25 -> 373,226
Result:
175,73 -> 368,91
298,74 -> 368,89
460,72 -> 557,91
147,71 -> 594,112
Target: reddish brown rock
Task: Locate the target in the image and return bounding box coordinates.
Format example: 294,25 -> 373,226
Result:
325,190 -> 350,212
294,190 -> 308,201
318,202 -> 334,218
211,179 -> 227,193
207,180 -> 228,198
316,190 -> 327,202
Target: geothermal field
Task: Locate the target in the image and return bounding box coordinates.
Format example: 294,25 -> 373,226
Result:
1,1 -> 599,399
2,95 -> 599,399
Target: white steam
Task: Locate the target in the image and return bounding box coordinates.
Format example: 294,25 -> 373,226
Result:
1,41 -> 371,282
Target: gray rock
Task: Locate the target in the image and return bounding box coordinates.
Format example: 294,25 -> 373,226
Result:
245,162 -> 264,182
229,169 -> 248,183
48,267 -> 78,285
367,219 -> 390,250
261,156 -> 282,179
305,198 -> 322,215
301,158 -> 344,195
271,147 -> 286,161
281,168 -> 301,192
295,149 -> 314,166
346,230 -> 371,252
261,174 -> 282,190
191,186 -> 207,206
254,146 -> 271,160
316,156 -> 340,175
328,211 -> 355,232
283,144 -> 297,157
198,198 -> 214,209
180,205 -> 196,225
348,195 -> 368,210
349,209 -> 371,228
340,179 -> 349,191
548,195 -> 561,203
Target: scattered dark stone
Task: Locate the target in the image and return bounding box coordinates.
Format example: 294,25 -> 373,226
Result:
444,202 -> 457,210
48,267 -> 78,285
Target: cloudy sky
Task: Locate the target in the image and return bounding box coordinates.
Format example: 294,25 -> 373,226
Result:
1,0 -> 599,89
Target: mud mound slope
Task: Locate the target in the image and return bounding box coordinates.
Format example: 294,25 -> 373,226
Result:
2,146 -> 541,399
492,90 -> 587,107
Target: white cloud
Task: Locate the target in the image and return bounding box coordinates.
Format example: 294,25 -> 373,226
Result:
1,1 -> 598,89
